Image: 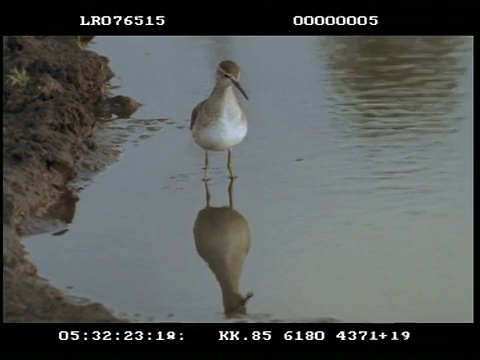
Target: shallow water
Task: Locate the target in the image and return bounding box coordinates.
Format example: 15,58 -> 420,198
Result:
24,36 -> 473,323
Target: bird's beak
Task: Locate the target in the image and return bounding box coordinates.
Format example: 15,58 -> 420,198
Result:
231,78 -> 249,100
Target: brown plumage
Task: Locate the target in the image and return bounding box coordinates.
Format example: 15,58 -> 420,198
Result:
218,60 -> 241,79
190,100 -> 204,130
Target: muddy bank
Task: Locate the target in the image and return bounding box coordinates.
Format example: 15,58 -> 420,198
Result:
2,36 -> 139,322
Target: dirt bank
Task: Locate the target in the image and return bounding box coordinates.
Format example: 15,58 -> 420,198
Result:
3,36 -> 139,322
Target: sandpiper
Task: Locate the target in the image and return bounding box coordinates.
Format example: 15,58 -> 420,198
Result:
190,60 -> 248,181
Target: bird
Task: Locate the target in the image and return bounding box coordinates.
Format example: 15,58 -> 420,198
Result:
190,60 -> 248,181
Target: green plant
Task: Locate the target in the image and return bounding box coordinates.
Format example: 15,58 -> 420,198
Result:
6,67 -> 29,88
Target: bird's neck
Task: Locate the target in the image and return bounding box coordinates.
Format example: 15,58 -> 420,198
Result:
209,84 -> 236,104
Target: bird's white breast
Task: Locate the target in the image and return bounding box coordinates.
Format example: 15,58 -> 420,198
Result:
193,89 -> 248,151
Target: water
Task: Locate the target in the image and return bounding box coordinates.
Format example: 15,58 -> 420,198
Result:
24,36 -> 473,323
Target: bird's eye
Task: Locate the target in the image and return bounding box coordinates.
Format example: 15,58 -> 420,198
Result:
224,74 -> 229,78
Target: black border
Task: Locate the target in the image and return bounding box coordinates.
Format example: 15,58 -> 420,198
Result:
3,322 -> 475,355
1,4 -> 474,35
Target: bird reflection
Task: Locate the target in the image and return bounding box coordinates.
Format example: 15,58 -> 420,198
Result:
193,179 -> 253,318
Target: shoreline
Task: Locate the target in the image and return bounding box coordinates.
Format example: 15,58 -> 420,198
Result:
3,36 -> 137,322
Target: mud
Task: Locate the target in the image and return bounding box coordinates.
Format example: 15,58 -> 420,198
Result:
2,36 -> 137,322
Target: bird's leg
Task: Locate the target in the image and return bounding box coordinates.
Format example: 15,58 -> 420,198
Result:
203,150 -> 210,182
227,149 -> 236,179
228,177 -> 234,208
204,178 -> 211,207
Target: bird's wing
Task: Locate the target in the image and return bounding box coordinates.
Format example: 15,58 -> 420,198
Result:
190,100 -> 205,130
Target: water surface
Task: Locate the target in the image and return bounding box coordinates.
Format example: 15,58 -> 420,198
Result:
25,36 -> 473,322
